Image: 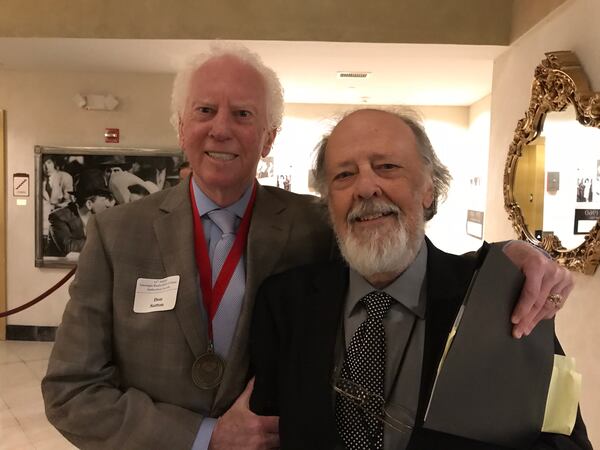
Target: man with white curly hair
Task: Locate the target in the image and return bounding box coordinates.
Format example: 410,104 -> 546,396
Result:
43,42 -> 575,450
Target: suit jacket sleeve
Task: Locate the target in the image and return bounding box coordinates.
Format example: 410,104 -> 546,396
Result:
249,279 -> 282,416
42,216 -> 203,450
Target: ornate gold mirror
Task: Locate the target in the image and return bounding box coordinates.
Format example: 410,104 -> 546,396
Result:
504,51 -> 600,274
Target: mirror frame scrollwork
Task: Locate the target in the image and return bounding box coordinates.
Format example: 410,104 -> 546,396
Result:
504,50 -> 600,274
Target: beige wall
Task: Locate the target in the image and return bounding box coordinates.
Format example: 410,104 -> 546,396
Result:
511,0 -> 568,42
0,0 -> 512,45
0,70 -> 177,326
486,0 -> 600,444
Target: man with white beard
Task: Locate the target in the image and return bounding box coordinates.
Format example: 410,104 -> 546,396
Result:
249,108 -> 592,450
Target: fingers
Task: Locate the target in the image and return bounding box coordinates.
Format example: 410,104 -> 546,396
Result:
503,241 -> 575,339
237,377 -> 255,406
503,241 -> 545,325
510,266 -> 543,327
209,377 -> 280,450
511,261 -> 573,338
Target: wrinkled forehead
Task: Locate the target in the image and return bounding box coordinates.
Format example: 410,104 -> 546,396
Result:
326,110 -> 419,162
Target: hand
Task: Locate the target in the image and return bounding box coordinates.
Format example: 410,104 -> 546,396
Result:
503,241 -> 573,339
209,378 -> 280,450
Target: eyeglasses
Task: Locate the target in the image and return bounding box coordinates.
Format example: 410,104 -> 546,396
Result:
332,376 -> 414,434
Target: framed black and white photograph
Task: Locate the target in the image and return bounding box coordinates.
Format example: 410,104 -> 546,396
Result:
466,209 -> 484,239
35,145 -> 183,268
256,156 -> 274,179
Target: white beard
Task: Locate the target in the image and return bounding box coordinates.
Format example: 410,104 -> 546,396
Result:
333,198 -> 424,279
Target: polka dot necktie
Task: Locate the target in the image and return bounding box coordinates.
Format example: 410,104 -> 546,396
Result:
336,290 -> 393,450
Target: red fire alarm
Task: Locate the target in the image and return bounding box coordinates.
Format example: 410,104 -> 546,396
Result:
105,128 -> 120,143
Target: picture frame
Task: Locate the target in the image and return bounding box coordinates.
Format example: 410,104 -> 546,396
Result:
573,208 -> 600,235
466,209 -> 484,239
35,145 -> 183,268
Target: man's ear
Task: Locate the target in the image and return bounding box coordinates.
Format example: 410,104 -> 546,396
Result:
261,129 -> 278,158
422,179 -> 434,209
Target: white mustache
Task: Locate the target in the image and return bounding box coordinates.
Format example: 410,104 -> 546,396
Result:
347,198 -> 401,223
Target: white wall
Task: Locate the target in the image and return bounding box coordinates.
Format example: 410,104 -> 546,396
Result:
425,95 -> 492,255
486,0 -> 600,444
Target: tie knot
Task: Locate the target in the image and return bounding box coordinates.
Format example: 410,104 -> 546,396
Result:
208,209 -> 237,235
361,291 -> 393,321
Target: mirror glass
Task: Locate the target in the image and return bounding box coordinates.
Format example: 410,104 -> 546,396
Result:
513,106 -> 600,249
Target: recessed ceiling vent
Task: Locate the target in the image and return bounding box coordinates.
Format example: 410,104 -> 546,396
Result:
337,71 -> 371,79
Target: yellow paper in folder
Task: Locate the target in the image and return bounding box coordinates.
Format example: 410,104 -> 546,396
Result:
542,355 -> 582,434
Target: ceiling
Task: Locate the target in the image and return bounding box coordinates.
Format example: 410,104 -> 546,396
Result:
0,38 -> 506,106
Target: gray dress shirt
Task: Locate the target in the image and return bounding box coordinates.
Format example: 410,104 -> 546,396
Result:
337,241 -> 428,450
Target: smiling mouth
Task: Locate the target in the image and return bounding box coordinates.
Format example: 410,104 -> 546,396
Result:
355,211 -> 396,222
206,151 -> 237,161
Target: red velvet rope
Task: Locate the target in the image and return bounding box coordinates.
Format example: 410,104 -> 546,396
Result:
0,267 -> 77,318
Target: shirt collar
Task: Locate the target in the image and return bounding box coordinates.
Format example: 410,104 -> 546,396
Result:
192,178 -> 253,219
346,239 -> 428,319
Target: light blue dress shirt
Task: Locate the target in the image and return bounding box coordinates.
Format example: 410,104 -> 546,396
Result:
191,179 -> 253,450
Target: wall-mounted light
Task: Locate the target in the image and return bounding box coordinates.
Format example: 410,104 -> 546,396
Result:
74,94 -> 119,111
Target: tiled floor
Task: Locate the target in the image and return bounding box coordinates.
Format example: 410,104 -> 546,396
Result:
0,340 -> 75,450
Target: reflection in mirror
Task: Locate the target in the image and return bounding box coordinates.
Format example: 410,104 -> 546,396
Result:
504,51 -> 600,274
513,106 -> 600,250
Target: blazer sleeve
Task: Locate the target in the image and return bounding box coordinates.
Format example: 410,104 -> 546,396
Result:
41,216 -> 203,450
249,280 -> 282,416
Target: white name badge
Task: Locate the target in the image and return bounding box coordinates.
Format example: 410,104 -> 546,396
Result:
133,275 -> 180,313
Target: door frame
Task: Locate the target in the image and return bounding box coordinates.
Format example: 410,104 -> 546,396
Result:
1,110 -> 6,340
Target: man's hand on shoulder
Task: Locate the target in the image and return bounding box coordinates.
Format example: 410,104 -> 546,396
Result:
503,240 -> 574,339
209,378 -> 279,450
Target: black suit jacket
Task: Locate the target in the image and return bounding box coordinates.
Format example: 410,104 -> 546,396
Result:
250,240 -> 592,450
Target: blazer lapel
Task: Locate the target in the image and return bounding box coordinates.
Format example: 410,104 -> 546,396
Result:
212,185 -> 293,414
153,182 -> 208,359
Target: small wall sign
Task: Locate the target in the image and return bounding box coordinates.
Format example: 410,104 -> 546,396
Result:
13,173 -> 30,197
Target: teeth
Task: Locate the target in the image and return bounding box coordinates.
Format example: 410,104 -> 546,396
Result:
206,152 -> 236,161
358,213 -> 384,221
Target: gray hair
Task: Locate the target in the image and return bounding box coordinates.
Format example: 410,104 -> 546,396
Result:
170,41 -> 284,134
312,107 -> 451,221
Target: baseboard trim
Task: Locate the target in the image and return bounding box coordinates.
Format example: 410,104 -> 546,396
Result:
6,325 -> 57,341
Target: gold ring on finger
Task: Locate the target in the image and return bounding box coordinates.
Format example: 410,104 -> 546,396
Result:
546,293 -> 563,308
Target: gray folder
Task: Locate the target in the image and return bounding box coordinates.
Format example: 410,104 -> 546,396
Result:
423,244 -> 555,449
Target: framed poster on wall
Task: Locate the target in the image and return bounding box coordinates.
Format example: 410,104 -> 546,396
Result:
35,146 -> 183,268
573,208 -> 600,235
466,210 -> 484,239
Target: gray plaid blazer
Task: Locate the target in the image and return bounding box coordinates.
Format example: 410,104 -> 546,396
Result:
42,179 -> 333,450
